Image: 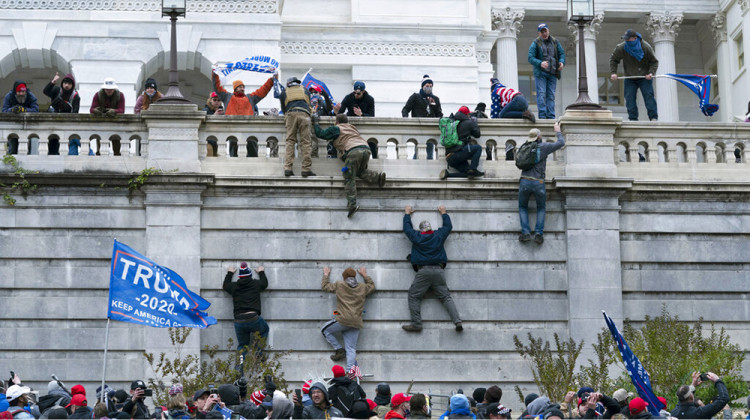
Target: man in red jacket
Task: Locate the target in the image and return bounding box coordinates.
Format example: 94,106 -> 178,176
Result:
385,393 -> 411,419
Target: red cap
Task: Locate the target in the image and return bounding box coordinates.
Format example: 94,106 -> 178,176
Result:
71,384 -> 86,396
66,394 -> 88,408
629,397 -> 648,415
657,396 -> 667,409
458,106 -> 470,115
391,393 -> 411,407
210,92 -> 219,98
332,365 -> 346,378
15,83 -> 26,93
302,380 -> 312,394
367,399 -> 377,410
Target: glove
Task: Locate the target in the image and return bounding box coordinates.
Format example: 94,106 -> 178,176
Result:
92,108 -> 103,116
264,376 -> 276,396
234,377 -> 248,399
105,109 -> 117,117
12,105 -> 25,114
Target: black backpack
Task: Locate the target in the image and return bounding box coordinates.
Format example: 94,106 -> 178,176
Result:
333,381 -> 361,416
515,140 -> 541,170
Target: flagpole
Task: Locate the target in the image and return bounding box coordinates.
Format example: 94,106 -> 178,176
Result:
617,74 -> 718,79
100,317 -> 111,403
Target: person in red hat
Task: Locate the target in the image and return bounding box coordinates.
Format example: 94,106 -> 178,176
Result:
327,365 -> 366,416
2,80 -> 39,115
223,262 -> 270,375
66,394 -> 93,419
628,397 -> 651,418
385,393 -> 411,419
440,106 -> 484,180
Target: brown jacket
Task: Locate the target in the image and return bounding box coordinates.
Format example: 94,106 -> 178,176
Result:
321,274 -> 375,329
334,123 -> 369,155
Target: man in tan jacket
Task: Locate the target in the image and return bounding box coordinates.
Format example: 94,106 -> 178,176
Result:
320,266 -> 376,371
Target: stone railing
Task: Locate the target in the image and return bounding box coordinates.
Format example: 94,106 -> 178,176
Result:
3,110 -> 750,181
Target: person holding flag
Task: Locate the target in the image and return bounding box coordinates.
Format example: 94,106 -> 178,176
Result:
211,69 -> 273,117
609,29 -> 659,121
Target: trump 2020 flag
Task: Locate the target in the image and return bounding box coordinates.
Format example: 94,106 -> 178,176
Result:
108,240 -> 217,328
302,72 -> 336,105
603,311 -> 663,416
213,55 -> 279,85
663,74 -> 719,117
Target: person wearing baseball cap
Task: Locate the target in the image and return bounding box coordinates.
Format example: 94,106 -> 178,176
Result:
122,379 -> 150,418
440,106 -> 484,180
66,394 -> 93,419
336,80 -> 375,117
385,393 -> 411,419
223,261 -> 271,375
528,22 -> 565,120
4,385 -> 34,419
609,28 -> 659,121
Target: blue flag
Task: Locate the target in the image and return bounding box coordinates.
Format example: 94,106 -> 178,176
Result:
302,73 -> 336,105
603,311 -> 663,416
108,240 -> 217,329
663,74 -> 719,117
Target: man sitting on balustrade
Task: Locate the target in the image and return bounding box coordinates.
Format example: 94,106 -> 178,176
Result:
90,78 -> 125,155
313,113 -> 386,217
440,106 -> 484,180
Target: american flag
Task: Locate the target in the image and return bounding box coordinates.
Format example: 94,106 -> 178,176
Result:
347,364 -> 363,380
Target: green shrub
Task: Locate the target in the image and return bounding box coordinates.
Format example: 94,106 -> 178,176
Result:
513,332 -> 584,403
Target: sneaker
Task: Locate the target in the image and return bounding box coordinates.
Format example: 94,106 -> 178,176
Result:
455,322 -> 464,332
439,169 -> 448,180
650,118 -> 658,121
402,324 -> 422,332
534,234 -> 544,244
347,206 -> 359,218
330,348 -> 346,361
467,169 -> 485,178
518,233 -> 531,242
284,170 -> 294,177
378,172 -> 386,188
301,171 -> 316,177
522,110 -> 536,123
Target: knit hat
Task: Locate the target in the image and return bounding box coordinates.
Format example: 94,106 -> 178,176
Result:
250,390 -> 265,406
113,389 -> 129,404
168,384 -> 183,396
544,408 -> 565,419
450,394 -> 470,411
238,262 -> 251,278
232,80 -> 244,91
145,78 -> 157,89
458,106 -> 471,115
472,388 -> 486,404
528,128 -> 542,140
421,74 -> 433,87
376,383 -> 391,395
302,380 -> 312,394
524,393 -> 538,407
612,389 -> 629,403
15,83 -> 27,93
332,365 -> 346,378
629,397 -> 648,415
66,394 -> 87,408
490,77 -> 500,86
577,387 -> 595,398
342,267 -> 356,279
622,29 -> 638,39
475,102 -> 487,111
48,380 -> 64,393
353,81 -> 366,91
97,384 -> 115,400
71,384 -> 86,396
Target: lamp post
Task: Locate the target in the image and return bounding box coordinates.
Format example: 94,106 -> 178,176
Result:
566,0 -> 603,110
157,0 -> 191,103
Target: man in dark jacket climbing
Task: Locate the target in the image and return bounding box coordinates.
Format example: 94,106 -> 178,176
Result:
223,262 -> 270,373
402,204 -> 462,332
440,106 -> 483,179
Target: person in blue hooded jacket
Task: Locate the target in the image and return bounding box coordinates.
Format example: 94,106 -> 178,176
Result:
402,204 -> 462,333
439,394 -> 476,419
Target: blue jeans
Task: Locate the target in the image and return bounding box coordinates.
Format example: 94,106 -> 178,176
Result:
498,95 -> 528,119
68,138 -> 80,155
321,319 -> 361,371
412,142 -> 435,160
518,178 -> 546,235
624,78 -> 658,121
234,316 -> 269,364
446,144 -> 482,176
535,72 -> 557,119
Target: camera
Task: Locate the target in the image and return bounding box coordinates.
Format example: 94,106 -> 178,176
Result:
295,389 -> 302,402
142,388 -> 153,397
699,373 -> 708,381
581,392 -> 591,402
209,384 -> 218,396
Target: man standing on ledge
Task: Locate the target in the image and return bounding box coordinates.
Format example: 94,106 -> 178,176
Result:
402,205 -> 462,333
610,29 -> 659,121
518,123 -> 565,245
278,75 -> 315,177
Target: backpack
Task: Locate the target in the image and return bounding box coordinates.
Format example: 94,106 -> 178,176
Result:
333,382 -> 361,416
439,116 -> 462,149
515,140 -> 541,170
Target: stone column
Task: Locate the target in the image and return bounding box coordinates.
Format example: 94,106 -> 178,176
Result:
647,12 -> 683,122
711,13 -> 733,122
491,7 -> 525,90
568,13 -> 604,104
141,103 -> 205,172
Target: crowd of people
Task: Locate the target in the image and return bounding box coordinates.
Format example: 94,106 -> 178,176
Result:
2,369 -> 748,419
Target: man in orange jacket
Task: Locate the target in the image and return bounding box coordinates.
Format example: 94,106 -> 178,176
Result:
211,72 -> 274,116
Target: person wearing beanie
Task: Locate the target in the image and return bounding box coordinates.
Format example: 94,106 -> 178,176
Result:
210,70 -> 274,117
671,371 -> 729,419
2,80 -> 39,116
327,365 -> 366,416
439,106 -> 484,180
292,381 -> 343,419
528,23 -> 566,120
223,262 -> 270,375
471,102 -> 488,119
489,78 -> 535,122
610,29 -> 659,121
374,383 -> 392,417
277,73 -> 315,177
402,75 -> 443,159
402,204 -> 463,333
320,265 -> 376,369
134,78 -> 163,114
313,113 -> 387,217
336,80 -> 375,117
517,122 -> 565,245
